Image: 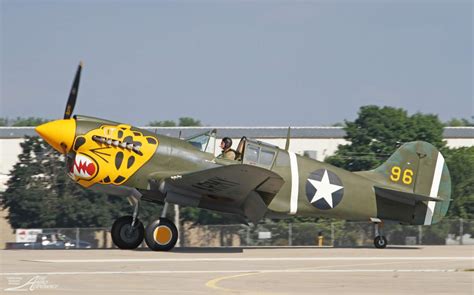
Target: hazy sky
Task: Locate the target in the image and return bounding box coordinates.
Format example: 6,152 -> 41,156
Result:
1,0 -> 472,126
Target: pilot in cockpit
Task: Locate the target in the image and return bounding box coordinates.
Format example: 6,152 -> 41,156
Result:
220,137 -> 236,160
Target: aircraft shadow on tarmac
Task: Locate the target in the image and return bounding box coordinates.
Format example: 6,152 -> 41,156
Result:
6,246 -> 421,252
330,246 -> 421,250
133,247 -> 244,253
129,246 -> 421,253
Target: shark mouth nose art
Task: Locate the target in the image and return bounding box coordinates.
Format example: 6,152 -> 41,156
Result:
70,154 -> 97,179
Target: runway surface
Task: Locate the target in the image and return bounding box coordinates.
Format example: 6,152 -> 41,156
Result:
1,246 -> 473,294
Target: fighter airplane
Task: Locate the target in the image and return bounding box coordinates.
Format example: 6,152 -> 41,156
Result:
35,63 -> 451,250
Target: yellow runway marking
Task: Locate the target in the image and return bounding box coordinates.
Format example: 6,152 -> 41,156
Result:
205,272 -> 258,293
204,260 -> 441,293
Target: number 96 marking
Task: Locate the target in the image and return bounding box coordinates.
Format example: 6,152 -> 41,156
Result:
390,166 -> 414,185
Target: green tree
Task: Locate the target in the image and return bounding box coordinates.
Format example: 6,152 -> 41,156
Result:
326,106 -> 445,171
178,117 -> 201,127
443,147 -> 474,219
12,117 -> 49,126
445,118 -> 474,127
148,117 -> 202,127
148,120 -> 177,127
0,117 -> 49,126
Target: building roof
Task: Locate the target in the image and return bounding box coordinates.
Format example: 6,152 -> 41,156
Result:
0,126 -> 473,139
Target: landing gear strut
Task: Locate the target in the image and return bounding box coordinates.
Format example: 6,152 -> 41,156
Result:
145,202 -> 178,251
110,191 -> 179,251
111,190 -> 144,249
373,222 -> 388,249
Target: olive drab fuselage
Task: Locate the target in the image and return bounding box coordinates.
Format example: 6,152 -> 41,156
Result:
34,63 -> 452,252
67,116 -> 450,226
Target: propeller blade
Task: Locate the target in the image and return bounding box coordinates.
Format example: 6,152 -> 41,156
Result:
64,61 -> 83,119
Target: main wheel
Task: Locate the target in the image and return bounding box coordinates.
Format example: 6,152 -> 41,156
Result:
111,216 -> 144,249
145,218 -> 178,251
374,236 -> 388,249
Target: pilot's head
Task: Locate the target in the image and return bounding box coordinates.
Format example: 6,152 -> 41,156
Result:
220,137 -> 232,151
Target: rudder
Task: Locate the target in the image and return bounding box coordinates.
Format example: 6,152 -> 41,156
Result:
365,141 -> 451,225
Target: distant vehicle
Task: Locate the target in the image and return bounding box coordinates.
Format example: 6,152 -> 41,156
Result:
16,233 -> 91,249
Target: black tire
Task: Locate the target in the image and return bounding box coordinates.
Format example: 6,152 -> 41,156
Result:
374,236 -> 388,249
145,218 -> 178,251
111,216 -> 144,249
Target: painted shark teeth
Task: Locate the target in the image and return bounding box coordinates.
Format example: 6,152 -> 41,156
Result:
72,154 -> 96,179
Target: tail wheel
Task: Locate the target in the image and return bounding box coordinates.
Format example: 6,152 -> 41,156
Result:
111,216 -> 144,249
374,236 -> 388,249
145,218 -> 178,251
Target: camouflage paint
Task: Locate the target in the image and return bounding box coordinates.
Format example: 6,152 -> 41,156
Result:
37,116 -> 452,226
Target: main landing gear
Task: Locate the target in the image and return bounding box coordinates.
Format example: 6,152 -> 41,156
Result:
110,191 -> 178,251
144,202 -> 178,251
111,216 -> 144,249
373,222 -> 388,249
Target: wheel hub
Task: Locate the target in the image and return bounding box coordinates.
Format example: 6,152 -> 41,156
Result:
153,226 -> 172,245
120,224 -> 139,242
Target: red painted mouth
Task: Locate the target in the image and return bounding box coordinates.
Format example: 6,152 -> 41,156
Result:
74,160 -> 95,175
71,154 -> 97,179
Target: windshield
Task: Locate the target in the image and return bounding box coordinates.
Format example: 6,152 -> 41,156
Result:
186,129 -> 217,154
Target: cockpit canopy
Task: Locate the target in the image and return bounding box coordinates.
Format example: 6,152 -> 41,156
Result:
239,138 -> 278,169
186,130 -> 279,169
186,129 -> 217,154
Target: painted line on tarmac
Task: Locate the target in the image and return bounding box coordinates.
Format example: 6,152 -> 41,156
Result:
206,273 -> 259,293
0,269 -> 460,276
205,261 -> 425,294
29,256 -> 473,263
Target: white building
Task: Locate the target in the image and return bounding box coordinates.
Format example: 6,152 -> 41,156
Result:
0,126 -> 473,248
0,126 -> 473,192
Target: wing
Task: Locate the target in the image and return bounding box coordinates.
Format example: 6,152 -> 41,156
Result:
157,164 -> 285,223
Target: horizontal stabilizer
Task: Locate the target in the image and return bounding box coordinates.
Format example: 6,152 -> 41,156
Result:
374,186 -> 447,206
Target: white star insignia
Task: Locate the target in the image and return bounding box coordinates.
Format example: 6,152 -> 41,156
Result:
308,170 -> 343,208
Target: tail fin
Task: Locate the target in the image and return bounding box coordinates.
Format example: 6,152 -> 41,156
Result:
361,141 -> 451,225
